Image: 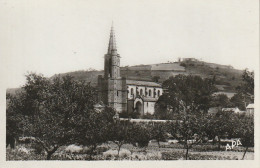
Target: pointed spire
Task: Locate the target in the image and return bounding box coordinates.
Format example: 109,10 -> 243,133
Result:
107,22 -> 117,54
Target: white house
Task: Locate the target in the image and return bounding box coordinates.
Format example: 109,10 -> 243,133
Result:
246,104 -> 254,115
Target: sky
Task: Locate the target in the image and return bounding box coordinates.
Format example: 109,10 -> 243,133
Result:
0,0 -> 259,89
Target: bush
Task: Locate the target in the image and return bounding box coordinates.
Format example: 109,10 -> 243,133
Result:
188,153 -> 238,160
131,152 -> 147,160
6,146 -> 45,160
103,149 -> 131,160
161,151 -> 239,160
18,146 -> 30,154
146,151 -> 162,160
162,151 -> 184,160
95,144 -> 109,154
65,144 -> 83,154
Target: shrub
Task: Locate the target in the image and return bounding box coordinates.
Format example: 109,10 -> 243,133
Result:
146,151 -> 162,160
103,148 -> 131,160
6,146 -> 45,160
65,144 -> 83,154
131,152 -> 147,160
95,144 -> 109,154
162,151 -> 184,160
18,146 -> 30,154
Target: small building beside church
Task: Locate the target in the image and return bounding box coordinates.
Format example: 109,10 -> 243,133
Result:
97,25 -> 163,116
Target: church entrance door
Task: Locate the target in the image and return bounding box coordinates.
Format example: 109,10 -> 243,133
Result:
136,101 -> 144,116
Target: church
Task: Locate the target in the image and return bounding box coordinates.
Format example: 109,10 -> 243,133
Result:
97,25 -> 163,116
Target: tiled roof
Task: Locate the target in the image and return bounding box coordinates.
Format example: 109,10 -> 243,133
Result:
246,104 -> 254,109
126,80 -> 161,87
143,97 -> 158,102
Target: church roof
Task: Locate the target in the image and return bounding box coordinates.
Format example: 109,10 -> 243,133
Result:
143,97 -> 158,102
126,80 -> 161,87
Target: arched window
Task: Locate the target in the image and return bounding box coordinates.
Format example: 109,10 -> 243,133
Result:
140,89 -> 143,96
131,88 -> 134,95
158,90 -> 161,96
149,90 -> 151,96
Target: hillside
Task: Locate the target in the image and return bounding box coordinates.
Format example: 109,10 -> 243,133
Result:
51,60 -> 243,94
7,60 -> 244,96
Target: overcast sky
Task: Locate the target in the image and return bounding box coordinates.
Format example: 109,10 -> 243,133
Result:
0,0 -> 259,89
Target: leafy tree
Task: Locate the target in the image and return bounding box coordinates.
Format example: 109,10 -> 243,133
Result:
211,94 -> 232,108
150,123 -> 168,148
127,123 -> 152,149
230,94 -> 246,110
6,93 -> 24,148
232,115 -> 254,159
156,75 -> 217,118
154,95 -> 173,119
76,107 -> 115,160
234,69 -> 254,110
8,73 -> 97,160
167,112 -> 206,160
240,69 -> 254,97
108,119 -> 129,157
208,110 -> 237,150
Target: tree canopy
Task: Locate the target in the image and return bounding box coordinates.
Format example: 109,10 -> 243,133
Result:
7,73 -> 97,159
155,75 -> 217,119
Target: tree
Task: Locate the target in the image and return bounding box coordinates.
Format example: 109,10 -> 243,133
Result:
6,93 -> 24,148
208,110 -> 237,150
156,75 -> 217,117
154,95 -> 173,120
8,73 -> 97,160
127,123 -> 152,149
232,115 -> 254,159
76,107 -> 115,160
108,119 -> 129,157
211,94 -> 232,108
234,69 -> 254,109
150,123 -> 168,148
230,94 -> 246,110
167,112 -> 206,160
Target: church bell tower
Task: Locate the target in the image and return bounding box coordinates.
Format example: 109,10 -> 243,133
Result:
97,24 -> 127,112
104,24 -> 120,79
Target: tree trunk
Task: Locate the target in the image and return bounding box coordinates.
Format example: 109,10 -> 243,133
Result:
46,145 -> 58,160
242,146 -> 249,160
185,143 -> 189,160
212,136 -> 216,145
46,152 -> 53,160
117,144 -> 122,157
218,136 -> 221,150
89,145 -> 97,160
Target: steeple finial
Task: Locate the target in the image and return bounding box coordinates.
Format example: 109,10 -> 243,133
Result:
107,22 -> 117,54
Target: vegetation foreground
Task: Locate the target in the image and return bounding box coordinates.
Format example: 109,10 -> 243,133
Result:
6,142 -> 254,160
